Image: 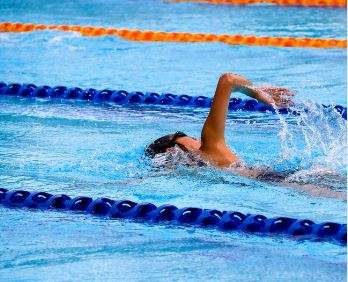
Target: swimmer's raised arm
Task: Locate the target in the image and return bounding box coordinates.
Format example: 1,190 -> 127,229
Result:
200,73 -> 294,165
201,73 -> 252,147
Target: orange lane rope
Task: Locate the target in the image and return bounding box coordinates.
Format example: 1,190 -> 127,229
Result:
170,0 -> 347,8
0,22 -> 346,49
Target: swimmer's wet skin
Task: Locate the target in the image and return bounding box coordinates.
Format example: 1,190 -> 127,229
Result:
146,73 -> 345,200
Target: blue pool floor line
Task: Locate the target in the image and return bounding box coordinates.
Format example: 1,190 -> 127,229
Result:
0,188 -> 346,245
0,82 -> 346,119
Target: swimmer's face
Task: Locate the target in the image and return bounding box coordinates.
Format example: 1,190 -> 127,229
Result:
166,136 -> 201,153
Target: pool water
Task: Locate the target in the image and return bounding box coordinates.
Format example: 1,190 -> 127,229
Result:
0,0 -> 346,281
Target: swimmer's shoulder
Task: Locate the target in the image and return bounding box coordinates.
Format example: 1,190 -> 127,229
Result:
198,146 -> 242,168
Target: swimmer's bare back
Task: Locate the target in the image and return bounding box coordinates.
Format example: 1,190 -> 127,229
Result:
225,165 -> 346,200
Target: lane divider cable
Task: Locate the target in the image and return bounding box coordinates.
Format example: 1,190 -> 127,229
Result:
0,188 -> 346,245
169,0 -> 347,8
0,22 -> 346,49
0,82 -> 346,119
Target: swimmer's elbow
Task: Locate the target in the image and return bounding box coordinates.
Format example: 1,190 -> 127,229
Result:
218,73 -> 251,90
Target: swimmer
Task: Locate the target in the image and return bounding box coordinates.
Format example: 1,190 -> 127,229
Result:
146,73 -> 292,167
145,73 -> 345,199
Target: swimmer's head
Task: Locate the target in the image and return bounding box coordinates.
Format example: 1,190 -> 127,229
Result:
145,131 -> 201,158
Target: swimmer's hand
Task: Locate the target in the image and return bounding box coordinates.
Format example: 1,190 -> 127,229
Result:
253,86 -> 295,108
238,84 -> 295,108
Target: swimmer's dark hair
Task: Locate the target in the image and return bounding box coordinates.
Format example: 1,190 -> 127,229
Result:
145,131 -> 187,158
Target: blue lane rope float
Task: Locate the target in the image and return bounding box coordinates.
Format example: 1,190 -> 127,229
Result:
0,188 -> 346,245
0,82 -> 346,119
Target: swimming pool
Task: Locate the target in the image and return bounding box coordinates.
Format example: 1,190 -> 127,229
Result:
0,0 -> 347,281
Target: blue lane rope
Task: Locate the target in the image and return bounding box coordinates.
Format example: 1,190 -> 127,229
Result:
0,82 -> 346,119
0,188 -> 346,245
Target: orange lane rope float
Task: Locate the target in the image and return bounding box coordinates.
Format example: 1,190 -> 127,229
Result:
169,0 -> 347,8
0,22 -> 346,49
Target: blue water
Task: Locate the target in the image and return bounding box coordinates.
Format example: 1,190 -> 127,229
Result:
0,1 -> 347,281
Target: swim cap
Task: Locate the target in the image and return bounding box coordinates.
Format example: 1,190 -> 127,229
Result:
145,131 -> 187,158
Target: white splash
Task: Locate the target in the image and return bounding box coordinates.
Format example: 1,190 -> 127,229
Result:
275,99 -> 347,189
48,32 -> 81,45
